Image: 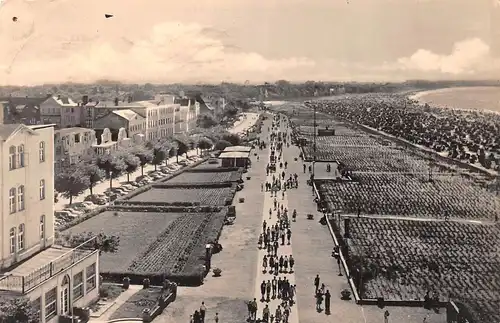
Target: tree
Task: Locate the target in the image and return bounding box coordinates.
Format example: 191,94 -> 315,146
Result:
59,231 -> 120,255
80,162 -> 105,195
55,167 -> 90,205
96,153 -> 126,188
197,137 -> 213,156
0,297 -> 40,323
152,147 -> 166,171
222,133 -> 241,146
173,136 -> 190,162
197,113 -> 218,128
121,152 -> 141,182
130,147 -> 153,176
214,139 -> 232,151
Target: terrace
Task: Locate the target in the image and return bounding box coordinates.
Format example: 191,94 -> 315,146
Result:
0,238 -> 98,294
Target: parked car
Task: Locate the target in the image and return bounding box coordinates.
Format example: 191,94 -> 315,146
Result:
62,208 -> 83,217
122,184 -> 135,191
84,195 -> 107,205
178,160 -> 189,166
136,175 -> 152,183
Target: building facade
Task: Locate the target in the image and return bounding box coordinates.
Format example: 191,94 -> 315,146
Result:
54,127 -> 97,171
40,96 -> 83,128
85,97 -> 177,142
0,124 -> 99,323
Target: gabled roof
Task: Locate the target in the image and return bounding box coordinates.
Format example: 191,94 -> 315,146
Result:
112,109 -> 144,121
0,124 -> 36,141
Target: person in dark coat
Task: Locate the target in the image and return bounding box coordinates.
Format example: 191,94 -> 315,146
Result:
314,274 -> 320,293
325,290 -> 331,315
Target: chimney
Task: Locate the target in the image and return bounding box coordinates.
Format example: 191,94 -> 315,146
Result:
82,95 -> 89,105
57,95 -> 61,100
114,97 -> 119,106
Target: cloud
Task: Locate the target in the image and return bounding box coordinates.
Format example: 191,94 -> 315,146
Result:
395,38 -> 494,75
0,19 -> 315,85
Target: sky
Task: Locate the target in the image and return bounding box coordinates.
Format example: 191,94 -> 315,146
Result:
0,0 -> 499,85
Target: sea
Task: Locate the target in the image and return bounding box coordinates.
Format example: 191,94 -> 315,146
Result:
411,86 -> 500,114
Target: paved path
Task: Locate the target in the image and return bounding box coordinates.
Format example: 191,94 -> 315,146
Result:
252,119 -> 299,323
55,112 -> 259,211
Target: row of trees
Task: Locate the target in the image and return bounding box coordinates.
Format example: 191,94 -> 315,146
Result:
55,130 -> 242,204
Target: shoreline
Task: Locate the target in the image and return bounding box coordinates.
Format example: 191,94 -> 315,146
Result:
408,86 -> 500,115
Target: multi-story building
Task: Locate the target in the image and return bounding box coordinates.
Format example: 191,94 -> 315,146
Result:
40,95 -> 83,129
93,109 -> 146,141
0,123 -> 99,323
85,96 -> 177,142
54,127 -> 97,172
0,96 -> 49,125
174,97 -> 200,133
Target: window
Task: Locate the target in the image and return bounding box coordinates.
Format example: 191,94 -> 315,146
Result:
39,179 -> 45,200
39,141 -> 45,162
17,186 -> 25,211
18,224 -> 25,251
9,228 -> 16,254
40,215 -> 45,240
86,263 -> 97,292
75,133 -> 80,143
73,271 -> 84,300
45,288 -> 57,321
9,146 -> 16,170
17,145 -> 25,167
9,188 -> 16,213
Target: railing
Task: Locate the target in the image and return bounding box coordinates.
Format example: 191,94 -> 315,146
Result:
0,237 -> 98,294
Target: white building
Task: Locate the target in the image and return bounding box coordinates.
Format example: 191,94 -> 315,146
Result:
40,95 -> 83,129
0,123 -> 99,323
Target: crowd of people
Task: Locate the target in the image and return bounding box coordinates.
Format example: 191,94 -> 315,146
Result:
308,94 -> 500,171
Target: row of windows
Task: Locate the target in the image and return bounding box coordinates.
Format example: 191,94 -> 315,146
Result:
9,142 -> 46,170
42,263 -> 96,321
9,180 -> 45,213
9,216 -> 45,254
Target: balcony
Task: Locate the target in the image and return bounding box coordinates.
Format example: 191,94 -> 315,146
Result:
0,238 -> 98,294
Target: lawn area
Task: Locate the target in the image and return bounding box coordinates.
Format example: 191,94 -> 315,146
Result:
62,211 -> 183,272
109,287 -> 164,320
128,187 -> 232,205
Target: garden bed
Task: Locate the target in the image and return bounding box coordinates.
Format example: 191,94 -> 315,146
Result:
128,187 -> 233,205
166,170 -> 242,183
66,209 -> 228,286
109,287 -> 164,320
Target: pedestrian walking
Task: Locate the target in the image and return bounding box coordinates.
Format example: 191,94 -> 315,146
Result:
325,290 -> 331,315
200,302 -> 206,323
214,312 -> 219,323
260,281 -> 266,300
286,228 -> 291,245
316,291 -> 323,311
314,274 -> 320,293
262,305 -> 270,323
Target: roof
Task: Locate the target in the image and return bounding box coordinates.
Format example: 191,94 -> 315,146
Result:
219,151 -> 250,158
51,96 -> 77,106
112,109 -> 143,121
6,246 -> 74,276
0,124 -> 22,141
223,146 -> 252,152
55,127 -> 93,136
0,96 -> 49,107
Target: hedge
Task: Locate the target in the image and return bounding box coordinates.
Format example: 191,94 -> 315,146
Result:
113,200 -> 201,207
152,182 -> 233,189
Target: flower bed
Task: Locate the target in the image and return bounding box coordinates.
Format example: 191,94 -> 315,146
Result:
100,209 -> 228,286
338,217 -> 500,323
128,187 -> 233,205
